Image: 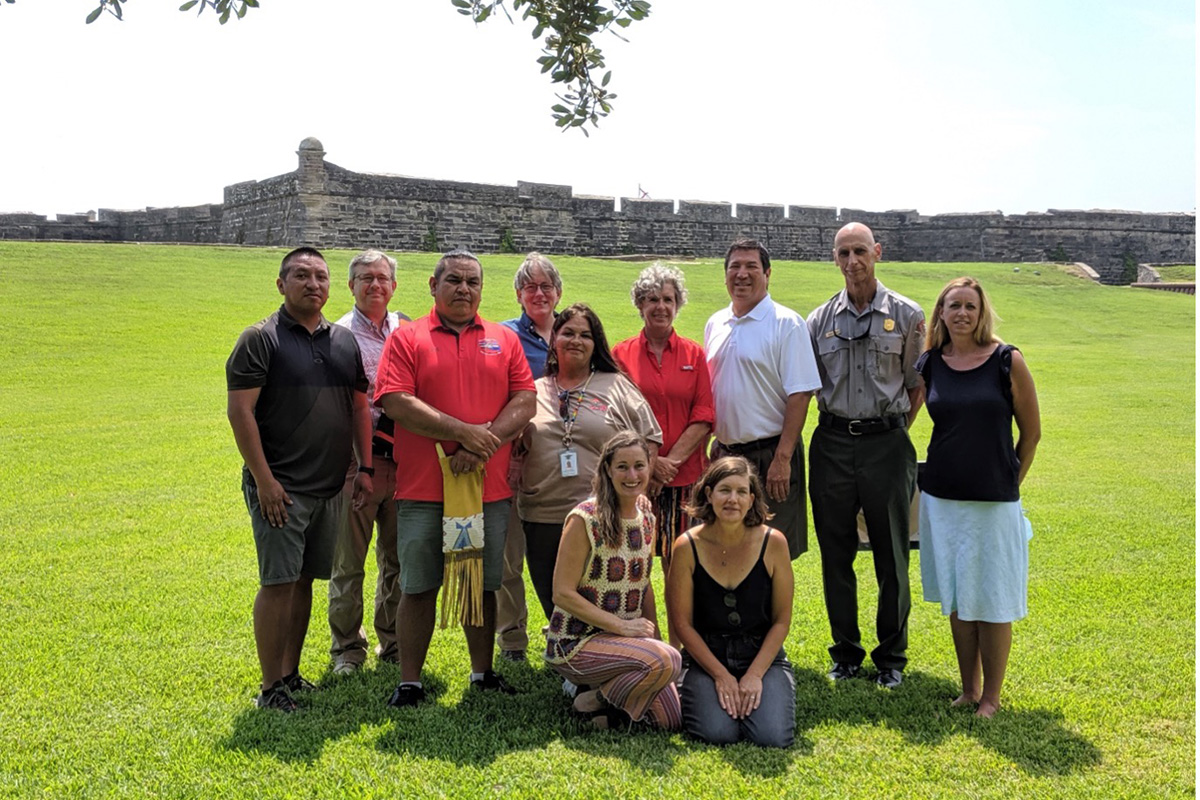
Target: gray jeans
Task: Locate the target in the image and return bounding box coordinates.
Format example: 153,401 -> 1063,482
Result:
680,634 -> 796,748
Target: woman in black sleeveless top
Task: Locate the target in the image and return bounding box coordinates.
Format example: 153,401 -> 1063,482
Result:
915,277 -> 1041,718
665,457 -> 795,747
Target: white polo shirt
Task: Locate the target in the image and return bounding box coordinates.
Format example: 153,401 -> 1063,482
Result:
704,294 -> 822,445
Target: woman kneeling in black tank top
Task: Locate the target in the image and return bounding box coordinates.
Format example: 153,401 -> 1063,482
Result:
665,456 -> 795,747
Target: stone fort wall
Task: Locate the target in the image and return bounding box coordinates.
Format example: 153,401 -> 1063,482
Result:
1,137 -> 1192,284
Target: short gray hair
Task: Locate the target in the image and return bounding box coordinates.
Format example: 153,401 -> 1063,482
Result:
630,262 -> 688,310
512,252 -> 563,293
348,249 -> 397,282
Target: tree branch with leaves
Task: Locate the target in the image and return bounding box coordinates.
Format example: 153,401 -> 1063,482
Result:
455,0 -> 651,133
1,0 -> 651,131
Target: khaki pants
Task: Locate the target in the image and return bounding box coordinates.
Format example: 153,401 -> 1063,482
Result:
494,502 -> 529,651
328,459 -> 401,665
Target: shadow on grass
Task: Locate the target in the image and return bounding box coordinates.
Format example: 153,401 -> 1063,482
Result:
222,664 -> 450,764
792,667 -> 1102,776
223,661 -> 1100,775
224,660 -> 585,766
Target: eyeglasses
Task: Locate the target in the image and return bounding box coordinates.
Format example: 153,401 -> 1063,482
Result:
354,274 -> 393,285
723,592 -> 741,627
521,283 -> 556,296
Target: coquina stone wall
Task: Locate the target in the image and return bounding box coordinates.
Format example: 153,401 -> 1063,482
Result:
2,137 -> 1192,284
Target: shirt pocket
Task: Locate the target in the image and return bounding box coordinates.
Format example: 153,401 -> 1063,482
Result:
817,336 -> 851,385
868,334 -> 904,383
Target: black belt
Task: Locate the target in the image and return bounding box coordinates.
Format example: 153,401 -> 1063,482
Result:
714,435 -> 781,455
372,440 -> 395,460
819,412 -> 906,436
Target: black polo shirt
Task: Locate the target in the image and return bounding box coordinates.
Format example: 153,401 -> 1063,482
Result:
226,305 -> 368,498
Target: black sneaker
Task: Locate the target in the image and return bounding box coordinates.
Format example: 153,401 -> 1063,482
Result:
471,670 -> 517,695
498,649 -> 527,663
875,668 -> 903,689
256,680 -> 297,712
828,662 -> 861,681
387,683 -> 427,708
283,670 -> 318,694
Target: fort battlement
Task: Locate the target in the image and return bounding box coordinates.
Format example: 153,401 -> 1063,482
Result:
1,137 -> 1192,284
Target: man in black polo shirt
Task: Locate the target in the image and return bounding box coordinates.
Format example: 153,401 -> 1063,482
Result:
226,246 -> 373,712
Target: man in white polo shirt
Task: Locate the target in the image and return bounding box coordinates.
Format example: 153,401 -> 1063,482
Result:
704,238 -> 822,559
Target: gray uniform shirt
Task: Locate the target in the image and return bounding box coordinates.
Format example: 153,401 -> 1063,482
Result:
807,281 -> 924,420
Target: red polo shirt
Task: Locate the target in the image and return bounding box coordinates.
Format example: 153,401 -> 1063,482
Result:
613,329 -> 715,488
375,309 -> 535,502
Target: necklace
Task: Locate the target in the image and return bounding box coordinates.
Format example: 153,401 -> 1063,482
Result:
705,530 -> 743,567
554,370 -> 595,449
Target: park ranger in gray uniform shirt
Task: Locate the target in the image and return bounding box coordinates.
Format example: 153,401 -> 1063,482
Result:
807,222 -> 925,690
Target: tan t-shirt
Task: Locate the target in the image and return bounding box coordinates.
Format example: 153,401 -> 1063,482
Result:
516,371 -> 663,524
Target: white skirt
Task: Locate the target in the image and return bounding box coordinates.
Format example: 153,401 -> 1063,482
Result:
919,493 -> 1032,623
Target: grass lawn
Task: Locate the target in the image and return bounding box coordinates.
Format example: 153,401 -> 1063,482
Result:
1154,265 -> 1196,282
0,242 -> 1193,799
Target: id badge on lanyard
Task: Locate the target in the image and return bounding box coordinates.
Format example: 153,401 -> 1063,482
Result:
559,449 -> 579,477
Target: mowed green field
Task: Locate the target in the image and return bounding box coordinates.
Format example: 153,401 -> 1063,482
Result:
0,242 -> 1192,799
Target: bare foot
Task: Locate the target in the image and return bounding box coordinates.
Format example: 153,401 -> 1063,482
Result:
573,689 -> 606,715
951,693 -> 980,707
975,700 -> 1000,718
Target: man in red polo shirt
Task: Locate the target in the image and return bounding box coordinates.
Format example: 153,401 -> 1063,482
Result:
375,249 -> 536,707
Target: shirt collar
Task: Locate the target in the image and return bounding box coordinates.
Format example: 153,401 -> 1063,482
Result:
518,310 -> 556,340
427,306 -> 482,332
278,304 -> 329,332
729,293 -> 773,322
638,327 -> 677,352
833,282 -> 890,316
351,304 -> 394,336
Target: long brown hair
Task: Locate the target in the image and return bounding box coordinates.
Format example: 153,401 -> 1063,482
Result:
591,431 -> 650,548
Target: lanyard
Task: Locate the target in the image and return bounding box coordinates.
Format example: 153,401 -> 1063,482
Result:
555,370 -> 595,449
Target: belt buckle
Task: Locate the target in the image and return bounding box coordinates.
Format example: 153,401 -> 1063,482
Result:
847,419 -> 866,436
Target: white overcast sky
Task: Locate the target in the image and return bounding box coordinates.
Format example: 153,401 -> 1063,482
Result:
0,0 -> 1193,218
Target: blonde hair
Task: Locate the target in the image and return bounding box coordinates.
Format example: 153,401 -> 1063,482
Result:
925,276 -> 1002,351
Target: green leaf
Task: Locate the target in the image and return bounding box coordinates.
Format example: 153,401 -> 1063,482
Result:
450,0 -> 471,7
244,0 -> 259,6
551,104 -> 569,113
601,70 -> 610,87
85,5 -> 103,23
475,5 -> 491,21
236,2 -> 246,18
179,0 -> 199,9
219,6 -> 230,23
